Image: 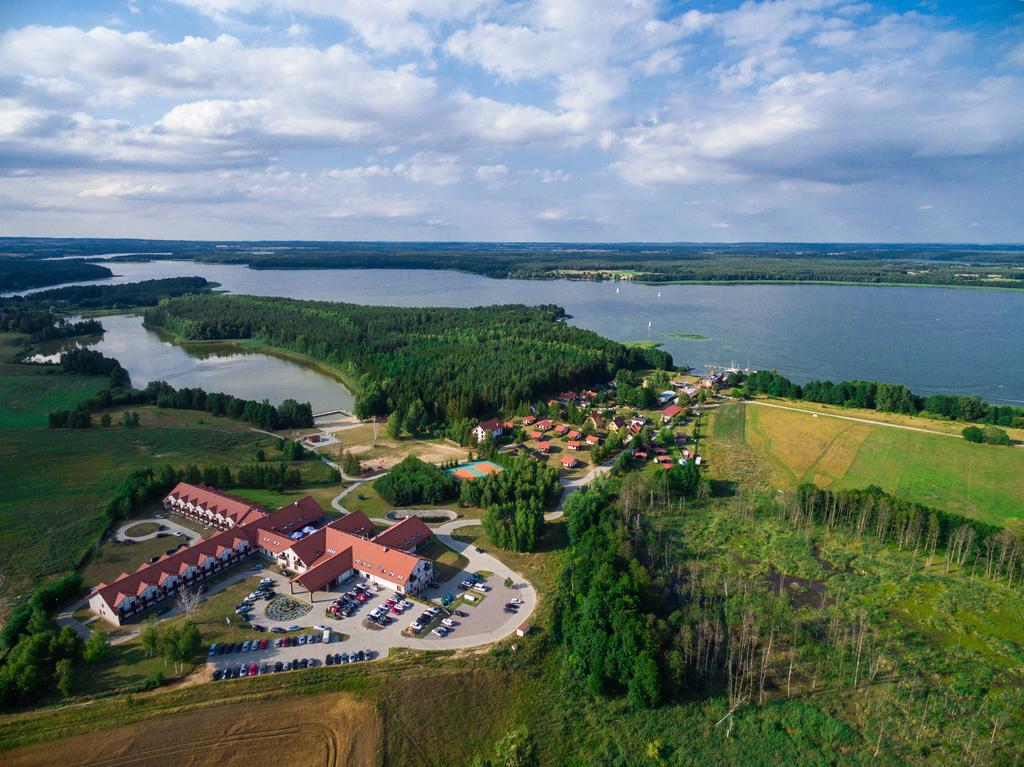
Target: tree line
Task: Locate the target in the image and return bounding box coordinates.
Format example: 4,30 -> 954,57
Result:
734,370 -> 1024,429
144,294 -> 673,423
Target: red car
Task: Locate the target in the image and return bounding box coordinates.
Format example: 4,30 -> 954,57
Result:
248,663 -> 258,676
390,607 -> 402,616
259,639 -> 268,650
356,593 -> 368,602
384,599 -> 396,607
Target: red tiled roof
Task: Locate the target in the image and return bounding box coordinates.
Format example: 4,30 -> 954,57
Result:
328,510 -> 375,537
372,515 -> 432,551
662,404 -> 685,418
476,418 -> 503,433
165,483 -> 267,527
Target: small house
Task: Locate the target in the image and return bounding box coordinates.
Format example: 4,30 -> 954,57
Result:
561,456 -> 579,469
567,440 -> 582,451
537,442 -> 551,453
473,419 -> 504,444
585,434 -> 600,446
567,429 -> 582,441
661,404 -> 685,423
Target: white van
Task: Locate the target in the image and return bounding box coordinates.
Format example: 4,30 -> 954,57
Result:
322,629 -> 332,644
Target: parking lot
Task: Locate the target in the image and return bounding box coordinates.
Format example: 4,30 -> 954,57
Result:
206,555 -> 533,678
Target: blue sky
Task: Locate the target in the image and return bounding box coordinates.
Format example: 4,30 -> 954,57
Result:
0,0 -> 1021,242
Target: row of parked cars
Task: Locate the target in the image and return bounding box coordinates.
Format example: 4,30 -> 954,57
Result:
234,578 -> 277,615
212,649 -> 377,680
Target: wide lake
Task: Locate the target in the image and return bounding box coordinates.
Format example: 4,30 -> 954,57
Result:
16,259 -> 1024,407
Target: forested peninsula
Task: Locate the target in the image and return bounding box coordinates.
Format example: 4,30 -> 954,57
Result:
144,295 -> 672,420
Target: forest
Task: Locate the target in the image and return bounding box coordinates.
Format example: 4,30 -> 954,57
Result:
0,257 -> 111,291
144,294 -> 672,421
4,238 -> 1024,289
10,276 -> 214,308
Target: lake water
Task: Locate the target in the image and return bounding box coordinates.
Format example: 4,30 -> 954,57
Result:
32,314 -> 355,414
14,259 -> 1024,406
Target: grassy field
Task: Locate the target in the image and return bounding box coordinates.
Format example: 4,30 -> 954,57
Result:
710,401 -> 1024,527
0,344 -> 340,612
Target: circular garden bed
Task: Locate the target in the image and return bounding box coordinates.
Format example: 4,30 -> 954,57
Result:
265,594 -> 312,622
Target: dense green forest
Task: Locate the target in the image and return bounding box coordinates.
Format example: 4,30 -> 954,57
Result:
144,294 -> 672,420
0,257 -> 112,291
9,277 -> 214,308
733,369 -> 1024,428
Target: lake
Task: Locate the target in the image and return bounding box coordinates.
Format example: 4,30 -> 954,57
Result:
16,259 -> 1024,406
31,314 -> 355,414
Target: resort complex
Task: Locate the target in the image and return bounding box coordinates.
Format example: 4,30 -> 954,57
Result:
88,484 -> 435,625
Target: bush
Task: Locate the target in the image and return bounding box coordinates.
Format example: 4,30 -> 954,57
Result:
981,425 -> 1011,446
962,426 -> 984,443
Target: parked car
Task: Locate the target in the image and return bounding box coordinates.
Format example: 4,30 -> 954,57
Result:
454,610 -> 468,618
426,606 -> 440,616
250,624 -> 267,632
472,584 -> 489,594
283,661 -> 292,671
251,563 -> 263,570
457,581 -> 471,590
400,600 -> 413,610
248,663 -> 258,676
299,658 -> 309,669
259,639 -> 268,650
364,649 -> 375,660
211,669 -> 223,681
411,621 -> 424,632
274,661 -> 284,672
326,654 -> 334,666
241,640 -> 251,652
441,618 -> 455,627
259,578 -> 274,587
286,624 -> 302,632
208,643 -> 219,656
432,626 -> 449,637
235,604 -> 253,614
509,598 -> 524,605
270,626 -> 285,634
390,607 -> 402,616
298,634 -> 307,645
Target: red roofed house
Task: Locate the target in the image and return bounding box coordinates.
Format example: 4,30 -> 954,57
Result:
536,419 -> 553,431
585,434 -> 601,445
529,430 -> 543,440
561,456 -> 579,469
522,415 -> 536,426
662,404 -> 685,423
553,424 -> 569,435
537,442 -> 551,453
473,418 -> 504,444
567,441 -> 582,451
567,429 -> 582,441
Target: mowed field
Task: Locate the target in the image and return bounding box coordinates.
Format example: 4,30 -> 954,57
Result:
5,692 -> 380,767
712,401 -> 1024,527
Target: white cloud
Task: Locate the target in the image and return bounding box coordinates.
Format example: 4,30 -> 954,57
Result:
393,152 -> 462,185
475,163 -> 509,185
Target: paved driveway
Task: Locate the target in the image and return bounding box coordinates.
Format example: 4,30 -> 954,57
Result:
210,564 -> 530,673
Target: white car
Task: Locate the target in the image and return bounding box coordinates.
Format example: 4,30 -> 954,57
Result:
370,608 -> 384,618
441,618 -> 455,627
314,624 -> 330,632
400,600 -> 413,610
509,598 -> 523,605
411,621 -> 424,632
425,606 -> 440,616
472,584 -> 489,594
432,626 -> 449,637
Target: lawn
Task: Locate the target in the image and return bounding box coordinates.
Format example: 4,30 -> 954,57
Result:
122,522 -> 160,537
80,535 -> 182,591
734,402 -> 1024,527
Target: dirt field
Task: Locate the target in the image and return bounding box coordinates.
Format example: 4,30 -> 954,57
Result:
319,425 -> 467,472
6,693 -> 380,767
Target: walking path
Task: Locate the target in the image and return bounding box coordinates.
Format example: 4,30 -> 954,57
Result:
743,399 -> 962,439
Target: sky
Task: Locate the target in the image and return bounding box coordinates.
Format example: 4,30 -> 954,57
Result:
0,0 -> 1022,243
